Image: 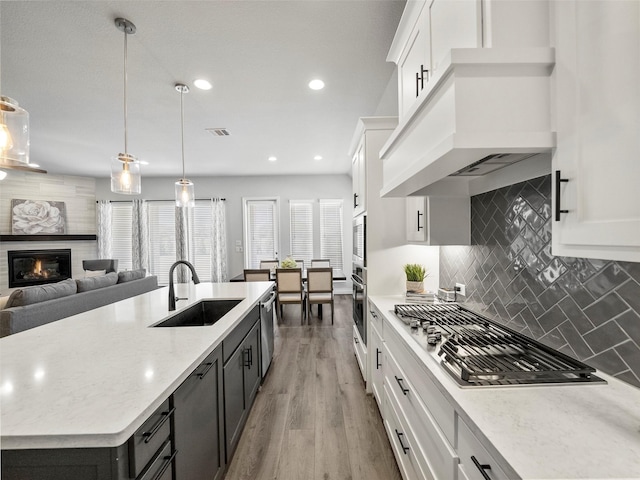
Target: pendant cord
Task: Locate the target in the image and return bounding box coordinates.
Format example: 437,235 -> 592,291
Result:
180,89 -> 185,180
123,28 -> 128,154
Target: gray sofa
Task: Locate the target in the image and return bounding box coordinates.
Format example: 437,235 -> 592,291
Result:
0,270 -> 159,337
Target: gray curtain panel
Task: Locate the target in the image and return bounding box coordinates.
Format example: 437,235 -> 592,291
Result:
132,199 -> 149,271
175,205 -> 189,283
96,200 -> 112,259
211,198 -> 228,282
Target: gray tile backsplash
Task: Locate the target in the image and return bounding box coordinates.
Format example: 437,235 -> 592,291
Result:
440,174 -> 640,387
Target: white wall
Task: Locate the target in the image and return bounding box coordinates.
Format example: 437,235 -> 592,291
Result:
0,170 -> 98,293
95,174 -> 353,285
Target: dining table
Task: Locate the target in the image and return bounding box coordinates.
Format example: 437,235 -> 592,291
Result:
229,268 -> 347,283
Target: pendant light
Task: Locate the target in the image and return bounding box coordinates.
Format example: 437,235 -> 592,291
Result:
111,17 -> 141,195
174,84 -> 195,207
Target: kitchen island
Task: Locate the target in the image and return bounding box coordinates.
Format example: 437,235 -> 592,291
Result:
0,281 -> 273,479
369,295 -> 640,480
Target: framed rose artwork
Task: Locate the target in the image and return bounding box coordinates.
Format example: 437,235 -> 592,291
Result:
11,199 -> 67,234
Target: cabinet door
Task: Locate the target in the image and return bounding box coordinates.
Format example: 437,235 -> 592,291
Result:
553,0 -> 640,262
429,0 -> 480,73
243,320 -> 261,408
369,319 -> 384,411
398,6 -> 430,118
353,142 -> 366,216
406,197 -> 426,242
173,347 -> 225,480
224,344 -> 246,460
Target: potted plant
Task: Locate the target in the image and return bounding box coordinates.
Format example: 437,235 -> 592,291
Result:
403,264 -> 427,293
281,256 -> 297,269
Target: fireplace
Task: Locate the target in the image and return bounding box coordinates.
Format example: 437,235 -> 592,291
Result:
8,249 -> 72,288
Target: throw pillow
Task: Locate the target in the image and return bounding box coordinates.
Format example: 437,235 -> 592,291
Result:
117,269 -> 147,284
5,278 -> 77,308
76,272 -> 118,293
85,269 -> 106,278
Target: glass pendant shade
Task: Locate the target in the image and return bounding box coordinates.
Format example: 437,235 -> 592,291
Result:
175,178 -> 195,207
0,96 -> 29,166
111,153 -> 141,194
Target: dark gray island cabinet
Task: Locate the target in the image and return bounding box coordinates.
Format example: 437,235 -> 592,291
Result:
1,305 -> 262,480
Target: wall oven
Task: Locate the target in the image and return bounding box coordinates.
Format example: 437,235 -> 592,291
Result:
352,215 -> 366,267
352,265 -> 366,345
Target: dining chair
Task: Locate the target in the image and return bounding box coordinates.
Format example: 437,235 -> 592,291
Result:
310,259 -> 331,267
275,268 -> 306,324
259,260 -> 279,273
244,269 -> 271,282
306,267 -> 334,324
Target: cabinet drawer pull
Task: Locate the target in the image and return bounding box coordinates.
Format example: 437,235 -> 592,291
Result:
376,348 -> 382,369
196,362 -> 215,380
555,170 -> 569,221
471,455 -> 492,480
354,336 -> 359,345
416,71 -> 420,97
395,429 -> 410,454
249,345 -> 253,368
142,407 -> 175,443
152,449 -> 178,480
370,310 -> 378,319
395,376 -> 409,395
353,193 -> 359,208
417,210 -> 423,231
244,348 -> 251,369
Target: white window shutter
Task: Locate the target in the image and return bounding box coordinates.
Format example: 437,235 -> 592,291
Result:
111,203 -> 133,271
289,200 -> 313,266
319,199 -> 344,269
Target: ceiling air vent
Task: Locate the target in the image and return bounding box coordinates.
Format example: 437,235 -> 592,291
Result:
206,128 -> 230,137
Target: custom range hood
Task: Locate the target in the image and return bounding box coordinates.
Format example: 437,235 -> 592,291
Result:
380,47 -> 556,197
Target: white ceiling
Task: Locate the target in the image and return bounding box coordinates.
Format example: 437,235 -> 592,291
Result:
0,0 -> 405,179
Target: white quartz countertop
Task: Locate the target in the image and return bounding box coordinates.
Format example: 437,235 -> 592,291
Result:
369,295 -> 640,480
0,281 -> 273,450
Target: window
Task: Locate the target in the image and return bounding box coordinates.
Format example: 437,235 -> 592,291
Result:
111,203 -> 133,271
147,202 -> 176,285
189,200 -> 214,282
244,198 -> 279,269
289,200 -> 313,266
319,199 -> 344,269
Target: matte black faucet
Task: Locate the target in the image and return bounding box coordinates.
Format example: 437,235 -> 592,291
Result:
168,260 -> 201,311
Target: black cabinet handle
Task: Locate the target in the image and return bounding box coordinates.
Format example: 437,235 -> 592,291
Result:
416,64 -> 429,97
395,429 -> 410,454
370,310 -> 378,319
471,456 -> 492,480
395,376 -> 409,395
555,170 -> 569,221
244,348 -> 251,369
152,449 -> 178,480
353,193 -> 359,209
376,348 -> 382,369
354,336 -> 359,345
417,211 -> 424,231
416,71 -> 420,97
142,407 -> 175,443
249,345 -> 253,367
196,362 -> 214,380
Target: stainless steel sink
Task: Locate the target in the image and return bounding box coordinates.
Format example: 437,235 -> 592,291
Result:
152,299 -> 242,327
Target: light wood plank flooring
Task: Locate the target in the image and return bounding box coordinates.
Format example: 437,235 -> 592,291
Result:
225,294 -> 402,480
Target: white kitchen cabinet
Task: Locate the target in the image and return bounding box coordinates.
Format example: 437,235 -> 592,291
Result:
457,418 -> 509,480
352,141 -> 366,217
353,324 -> 367,383
406,196 -> 470,245
552,0 -> 640,262
368,302 -> 384,411
382,0 -> 554,198
396,2 -> 430,119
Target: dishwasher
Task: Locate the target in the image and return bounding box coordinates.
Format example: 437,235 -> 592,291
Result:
260,289 -> 277,380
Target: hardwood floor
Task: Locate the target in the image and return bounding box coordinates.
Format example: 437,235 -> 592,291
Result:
225,295 -> 402,480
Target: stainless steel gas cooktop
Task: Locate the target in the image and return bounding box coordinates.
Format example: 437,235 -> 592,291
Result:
394,303 -> 606,388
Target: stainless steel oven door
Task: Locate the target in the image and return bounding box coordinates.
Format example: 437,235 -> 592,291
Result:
352,215 -> 366,267
352,267 -> 366,346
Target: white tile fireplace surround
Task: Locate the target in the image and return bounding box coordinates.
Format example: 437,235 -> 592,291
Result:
0,171 -> 98,294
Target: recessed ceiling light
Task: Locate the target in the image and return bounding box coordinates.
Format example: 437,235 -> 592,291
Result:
0,171 -> 7,181
268,156 -> 277,162
308,79 -> 325,90
28,163 -> 40,168
314,155 -> 322,161
139,160 -> 150,165
194,79 -> 212,90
